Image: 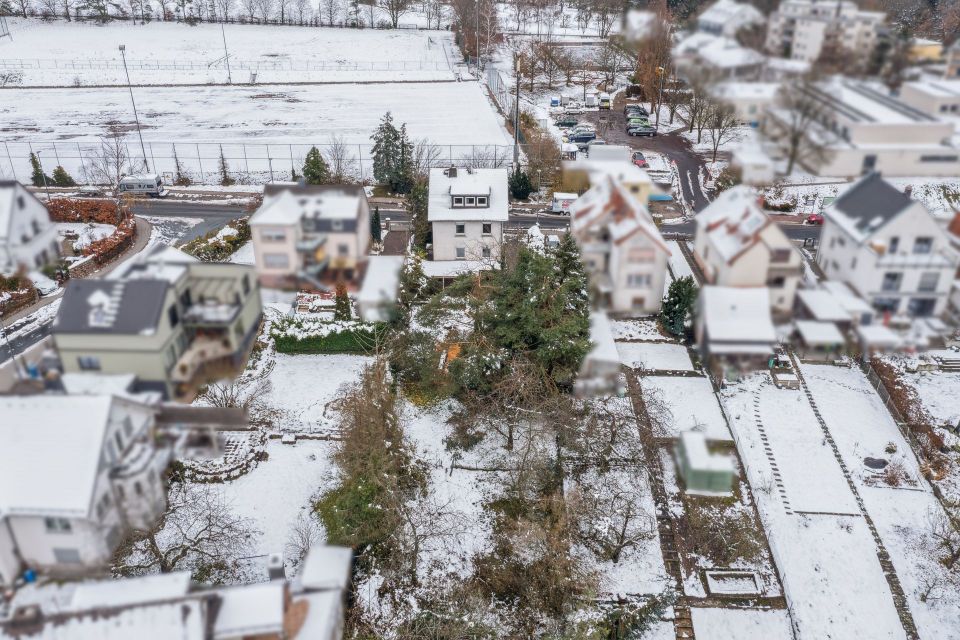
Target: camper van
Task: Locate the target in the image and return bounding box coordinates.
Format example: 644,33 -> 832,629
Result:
551,192 -> 578,214
598,92 -> 611,109
117,174 -> 167,197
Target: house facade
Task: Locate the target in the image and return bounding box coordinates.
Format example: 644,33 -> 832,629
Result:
249,184 -> 371,289
0,181 -> 60,275
428,167 -> 508,261
53,245 -> 262,400
0,395 -> 169,586
817,173 -> 958,318
693,186 -> 803,316
570,176 -> 671,315
765,0 -> 885,62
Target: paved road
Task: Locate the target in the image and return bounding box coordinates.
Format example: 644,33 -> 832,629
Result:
665,220 -> 823,242
130,200 -> 248,244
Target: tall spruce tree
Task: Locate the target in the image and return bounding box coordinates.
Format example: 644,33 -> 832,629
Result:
390,124 -> 414,194
28,153 -> 51,188
218,146 -> 235,186
660,276 -> 698,337
51,166 -> 77,188
370,206 -> 382,244
302,146 -> 330,185
553,232 -> 590,317
370,112 -> 400,187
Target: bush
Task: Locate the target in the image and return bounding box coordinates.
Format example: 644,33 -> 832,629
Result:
47,198 -> 124,224
270,317 -> 384,354
509,167 -> 533,200
180,217 -> 251,262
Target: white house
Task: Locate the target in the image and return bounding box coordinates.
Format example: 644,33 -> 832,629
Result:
899,79 -> 960,117
765,78 -> 960,177
817,173 -> 959,318
695,286 -> 777,380
570,176 -> 671,315
428,167 -> 508,262
692,186 -> 803,316
249,184 -> 371,289
696,0 -> 764,37
766,0 -> 885,63
0,181 -> 60,275
709,81 -> 780,126
0,394 -> 170,586
673,32 -> 767,81
357,255 -> 404,322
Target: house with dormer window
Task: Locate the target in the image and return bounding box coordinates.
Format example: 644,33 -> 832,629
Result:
428,167 -> 508,261
0,181 -> 60,276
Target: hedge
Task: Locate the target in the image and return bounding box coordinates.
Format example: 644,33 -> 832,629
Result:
270,317 -> 385,354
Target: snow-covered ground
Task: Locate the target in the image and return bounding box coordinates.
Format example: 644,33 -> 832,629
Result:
641,375 -> 732,443
56,221 -> 116,251
142,216 -> 202,246
665,240 -> 694,280
893,363 -> 960,426
616,341 -> 693,372
611,318 -> 665,341
230,240 -> 255,266
1,82 -> 512,181
1,19 -> 456,85
690,607 -> 793,639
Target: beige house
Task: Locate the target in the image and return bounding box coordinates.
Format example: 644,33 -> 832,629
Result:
766,0 -> 885,62
428,167 -> 508,261
53,245 -> 262,400
0,394 -> 169,586
249,184 -> 371,289
693,186 -> 802,316
0,181 -> 60,275
570,176 -> 671,315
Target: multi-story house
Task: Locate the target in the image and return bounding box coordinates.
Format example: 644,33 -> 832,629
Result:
0,394 -> 169,586
692,186 -> 803,316
817,172 -> 959,317
428,167 -> 508,261
249,184 -> 371,289
570,176 -> 671,315
53,244 -> 262,400
765,0 -> 885,63
0,181 -> 60,275
696,0 -> 764,37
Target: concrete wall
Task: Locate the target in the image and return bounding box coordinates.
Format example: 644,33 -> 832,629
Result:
431,220 -> 502,261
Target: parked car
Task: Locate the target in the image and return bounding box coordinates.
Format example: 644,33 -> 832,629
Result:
627,125 -> 657,137
77,186 -> 105,198
631,151 -> 648,168
28,271 -> 58,296
565,103 -> 584,115
806,213 -> 824,225
555,115 -> 579,128
623,103 -> 647,115
626,118 -> 650,128
568,131 -> 597,144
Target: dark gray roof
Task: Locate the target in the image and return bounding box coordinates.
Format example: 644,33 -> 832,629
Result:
828,172 -> 913,239
53,279 -> 169,335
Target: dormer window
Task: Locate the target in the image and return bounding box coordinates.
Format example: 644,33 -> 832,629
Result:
453,196 -> 464,207
477,196 -> 488,207
465,197 -> 475,206
331,219 -> 344,231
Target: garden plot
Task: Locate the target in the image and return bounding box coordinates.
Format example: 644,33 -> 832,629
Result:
617,342 -> 693,372
611,318 -> 665,341
722,376 -> 907,639
894,365 -> 960,427
1,82 -> 511,181
641,376 -> 731,443
1,19 -> 455,86
56,222 -> 115,252
690,607 -> 793,640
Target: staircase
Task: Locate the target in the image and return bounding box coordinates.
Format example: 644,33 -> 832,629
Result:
787,353 -> 920,640
936,355 -> 960,372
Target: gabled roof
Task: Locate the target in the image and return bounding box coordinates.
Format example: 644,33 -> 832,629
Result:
54,279 -> 170,335
825,172 -> 914,243
427,167 -> 509,223
252,184 -> 367,226
696,186 -> 772,265
570,176 -> 670,254
697,0 -> 764,28
0,395 -> 115,518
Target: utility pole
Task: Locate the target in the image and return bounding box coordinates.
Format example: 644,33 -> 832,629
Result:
475,0 -> 480,72
655,66 -> 665,132
118,44 -> 150,173
513,51 -> 520,167
221,23 -> 232,84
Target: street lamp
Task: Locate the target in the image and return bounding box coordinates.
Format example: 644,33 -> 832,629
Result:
655,66 -> 665,133
118,44 -> 150,173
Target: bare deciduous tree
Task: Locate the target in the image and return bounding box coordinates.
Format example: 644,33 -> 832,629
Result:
324,134 -> 357,182
293,0 -> 309,21
285,511 -> 323,571
767,75 -> 835,175
86,129 -> 133,187
321,0 -> 340,24
705,100 -> 743,163
377,0 -> 410,27
114,483 -> 259,584
569,470 -> 656,563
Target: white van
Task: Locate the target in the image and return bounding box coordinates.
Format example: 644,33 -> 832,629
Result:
551,192 -> 578,214
117,174 -> 167,197
584,93 -> 598,108
598,92 -> 611,109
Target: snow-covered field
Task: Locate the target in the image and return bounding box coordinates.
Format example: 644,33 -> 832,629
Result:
0,19 -> 456,85
616,341 -> 693,372
894,364 -> 960,426
1,82 -> 511,181
641,375 -> 731,443
690,607 -> 793,640
611,318 -> 665,341
56,222 -> 115,251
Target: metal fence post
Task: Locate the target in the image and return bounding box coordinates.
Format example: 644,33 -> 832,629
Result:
4,142 -> 16,181
77,143 -> 90,185
242,143 -> 249,173
196,143 -> 204,182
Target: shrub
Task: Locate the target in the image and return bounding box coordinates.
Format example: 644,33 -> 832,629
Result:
180,218 -> 251,262
47,198 -> 124,224
270,317 -> 384,354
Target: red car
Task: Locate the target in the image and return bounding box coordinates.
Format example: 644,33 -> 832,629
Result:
632,151 -> 648,168
806,213 -> 824,225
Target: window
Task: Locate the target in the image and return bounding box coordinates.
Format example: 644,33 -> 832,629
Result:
913,237 -> 933,254
481,246 -> 491,258
627,274 -> 651,287
242,275 -> 250,296
631,297 -> 646,309
263,253 -> 290,269
770,248 -> 792,263
768,276 -> 786,288
114,431 -> 123,453
873,297 -> 900,313
331,219 -> 344,231
78,356 -> 101,371
261,229 -> 286,242
455,223 -> 466,235
123,417 -> 133,437
134,482 -> 143,496
465,197 -> 476,206
53,548 -> 82,564
452,196 -> 464,207
482,223 -> 492,235
920,155 -> 959,163
918,271 -> 940,292
455,246 -> 466,258
31,220 -> 40,235
167,305 -> 179,328
888,236 -> 899,253
477,196 -> 488,206
338,243 -> 349,256
45,518 -> 72,534
116,485 -> 125,500
881,272 -> 902,292
908,298 -> 937,317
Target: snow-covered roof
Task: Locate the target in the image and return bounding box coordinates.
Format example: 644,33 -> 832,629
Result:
213,582 -> 284,639
856,323 -> 903,348
586,311 -> 620,367
251,185 -> 366,226
357,255 -> 404,320
820,281 -> 874,315
570,176 -> 669,254
0,396 -> 114,517
695,186 -> 773,264
681,430 -> 735,472
70,573 -> 192,610
700,286 -> 776,344
825,172 -> 915,243
814,79 -> 939,125
421,259 -> 495,278
903,79 -> 960,98
711,81 -> 779,101
795,320 -> 845,345
697,0 -> 764,30
298,545 -> 354,591
427,167 -> 509,222
797,290 -> 851,322
674,33 -> 765,70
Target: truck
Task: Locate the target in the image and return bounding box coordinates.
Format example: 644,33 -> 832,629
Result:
117,174 -> 167,197
551,192 -> 578,214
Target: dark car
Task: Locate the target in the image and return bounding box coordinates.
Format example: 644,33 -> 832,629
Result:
626,107 -> 649,118
627,125 -> 657,137
623,103 -> 647,116
568,131 -> 597,144
631,151 -> 647,167
555,115 -> 579,128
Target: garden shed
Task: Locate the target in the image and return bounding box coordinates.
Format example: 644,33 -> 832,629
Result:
676,431 -> 735,494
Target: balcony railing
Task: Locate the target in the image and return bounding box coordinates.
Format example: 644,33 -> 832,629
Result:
183,301 -> 241,327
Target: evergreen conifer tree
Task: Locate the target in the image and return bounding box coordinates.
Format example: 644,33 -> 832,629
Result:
508,166 -> 533,200
302,146 -> 330,185
389,124 -> 414,194
172,145 -> 191,186
660,276 -> 698,337
394,250 -> 426,326
334,282 -> 352,321
370,112 -> 400,187
370,206 -> 382,244
28,153 -> 51,188
405,180 -> 430,250
218,146 -> 235,186
553,232 -> 590,317
51,166 -> 77,188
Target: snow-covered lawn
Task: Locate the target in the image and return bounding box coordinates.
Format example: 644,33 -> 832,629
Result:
56,221 -> 115,251
611,318 -> 665,341
141,216 -> 202,246
894,364 -> 960,427
722,375 -> 907,639
616,341 -> 693,372
665,240 -> 694,280
229,240 -> 255,265
641,375 -> 731,443
1,19 -> 456,85
690,607 -> 792,639
3,82 -> 512,180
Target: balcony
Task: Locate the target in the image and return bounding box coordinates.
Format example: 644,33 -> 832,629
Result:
183,300 -> 241,327
171,336 -> 235,384
296,234 -> 327,252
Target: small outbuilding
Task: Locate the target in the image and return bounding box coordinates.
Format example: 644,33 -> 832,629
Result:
793,320 -> 846,361
676,431 -> 735,494
357,255 -> 404,323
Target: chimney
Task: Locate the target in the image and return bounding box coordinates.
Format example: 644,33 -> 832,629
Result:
904,185 -> 913,197
266,552 -> 285,581
445,166 -> 458,178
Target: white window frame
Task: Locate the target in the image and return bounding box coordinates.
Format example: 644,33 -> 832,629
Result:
455,223 -> 466,236
477,196 -> 487,206
263,253 -> 290,269
465,196 -> 476,206
455,246 -> 466,259
452,196 -> 464,207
